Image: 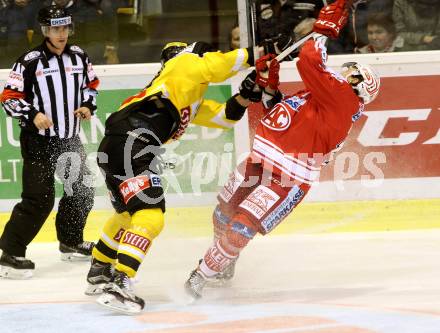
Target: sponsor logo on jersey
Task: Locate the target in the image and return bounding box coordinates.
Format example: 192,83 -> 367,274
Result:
172,106 -> 191,140
70,45 -> 84,53
214,206 -> 231,226
121,231 -> 151,253
24,51 -> 41,62
231,222 -> 257,239
204,242 -> 234,272
261,185 -> 304,233
284,95 -> 307,112
239,185 -> 280,220
6,72 -> 24,90
352,103 -> 364,122
119,175 -> 151,204
150,174 -> 162,186
218,170 -> 244,203
352,110 -> 362,122
65,66 -> 84,74
113,228 -> 126,242
36,68 -> 60,76
262,103 -> 292,131
5,99 -> 20,110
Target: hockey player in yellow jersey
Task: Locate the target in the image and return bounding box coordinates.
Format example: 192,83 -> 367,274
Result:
86,41 -> 267,314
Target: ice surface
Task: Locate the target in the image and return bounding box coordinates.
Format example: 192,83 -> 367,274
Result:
1,231 -> 440,333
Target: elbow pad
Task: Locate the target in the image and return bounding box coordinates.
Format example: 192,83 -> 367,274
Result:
225,94 -> 247,121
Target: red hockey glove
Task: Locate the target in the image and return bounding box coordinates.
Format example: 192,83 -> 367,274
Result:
313,0 -> 349,39
255,54 -> 280,90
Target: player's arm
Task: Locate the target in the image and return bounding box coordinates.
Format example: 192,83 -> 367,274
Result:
191,93 -> 254,129
197,45 -> 258,83
296,0 -> 350,107
254,54 -> 283,111
191,99 -> 239,129
192,68 -> 267,128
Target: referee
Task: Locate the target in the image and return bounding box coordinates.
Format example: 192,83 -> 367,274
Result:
0,5 -> 99,279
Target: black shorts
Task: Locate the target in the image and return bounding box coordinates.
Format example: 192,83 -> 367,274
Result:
97,132 -> 166,215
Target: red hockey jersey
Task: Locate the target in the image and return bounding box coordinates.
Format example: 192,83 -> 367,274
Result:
252,39 -> 363,185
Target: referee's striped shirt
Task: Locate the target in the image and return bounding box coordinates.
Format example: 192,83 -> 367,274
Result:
1,42 -> 99,138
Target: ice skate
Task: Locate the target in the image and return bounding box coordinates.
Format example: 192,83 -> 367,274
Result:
60,241 -> 94,262
0,252 -> 35,279
96,270 -> 145,315
197,257 -> 237,287
184,269 -> 208,299
85,258 -> 114,295
213,257 -> 237,285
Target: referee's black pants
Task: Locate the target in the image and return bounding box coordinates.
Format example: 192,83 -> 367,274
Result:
0,131 -> 95,257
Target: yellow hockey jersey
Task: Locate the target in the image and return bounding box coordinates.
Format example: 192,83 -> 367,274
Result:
118,47 -> 253,141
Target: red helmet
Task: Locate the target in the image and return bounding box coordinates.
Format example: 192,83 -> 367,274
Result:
342,62 -> 380,104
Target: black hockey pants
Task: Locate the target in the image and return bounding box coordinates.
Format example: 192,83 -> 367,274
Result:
0,131 -> 94,257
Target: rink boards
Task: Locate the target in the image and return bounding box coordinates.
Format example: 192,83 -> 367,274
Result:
0,199 -> 439,243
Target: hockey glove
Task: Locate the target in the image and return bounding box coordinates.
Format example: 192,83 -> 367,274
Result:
262,89 -> 283,110
239,70 -> 262,102
313,0 -> 349,39
262,34 -> 296,61
255,54 -> 280,90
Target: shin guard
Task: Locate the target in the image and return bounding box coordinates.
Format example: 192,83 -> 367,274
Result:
199,213 -> 257,278
115,208 -> 164,277
93,211 -> 131,264
212,205 -> 232,244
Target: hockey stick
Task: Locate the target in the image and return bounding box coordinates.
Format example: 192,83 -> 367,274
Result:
274,32 -> 319,62
275,0 -> 354,62
250,0 -> 258,47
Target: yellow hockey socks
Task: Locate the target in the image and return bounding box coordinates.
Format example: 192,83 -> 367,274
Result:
93,211 -> 131,264
115,208 -> 164,277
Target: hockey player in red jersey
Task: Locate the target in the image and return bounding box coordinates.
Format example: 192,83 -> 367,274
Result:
185,0 -> 381,299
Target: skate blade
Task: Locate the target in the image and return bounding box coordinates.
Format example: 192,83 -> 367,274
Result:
96,293 -> 143,315
183,283 -> 202,303
206,278 -> 232,288
85,283 -> 106,296
0,266 -> 33,279
60,253 -> 90,262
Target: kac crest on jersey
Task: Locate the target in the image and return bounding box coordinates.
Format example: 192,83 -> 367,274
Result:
262,103 -> 291,131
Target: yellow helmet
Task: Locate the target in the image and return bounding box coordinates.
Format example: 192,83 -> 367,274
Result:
160,42 -> 188,65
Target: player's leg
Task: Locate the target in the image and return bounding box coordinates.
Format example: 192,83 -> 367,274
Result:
86,135 -> 132,294
186,167 -> 310,298
208,157 -> 262,283
97,196 -> 164,314
0,133 -> 56,279
56,136 -> 95,261
113,208 -> 164,277
95,132 -> 166,314
185,158 -> 262,297
186,212 -> 257,299
86,210 -> 131,295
